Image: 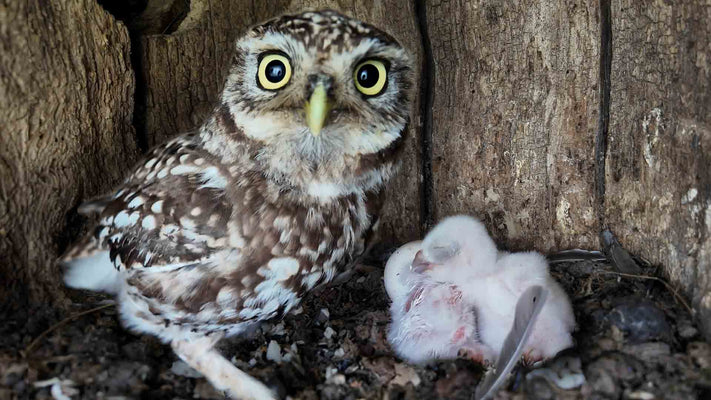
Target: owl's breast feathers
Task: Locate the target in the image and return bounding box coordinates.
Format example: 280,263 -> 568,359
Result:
61,131 -> 385,330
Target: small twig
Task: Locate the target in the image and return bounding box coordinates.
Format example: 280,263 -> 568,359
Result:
595,271 -> 694,316
22,303 -> 115,358
39,354 -> 77,365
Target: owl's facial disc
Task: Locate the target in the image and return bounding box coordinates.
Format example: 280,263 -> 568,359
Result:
218,10 -> 413,194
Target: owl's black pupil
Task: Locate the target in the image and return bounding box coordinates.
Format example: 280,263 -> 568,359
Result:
357,64 -> 379,88
265,60 -> 286,82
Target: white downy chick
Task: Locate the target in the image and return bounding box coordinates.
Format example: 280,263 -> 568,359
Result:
461,250 -> 575,364
412,215 -> 575,364
384,239 -> 495,364
414,215 -> 499,282
383,240 -> 422,304
488,251 -> 575,363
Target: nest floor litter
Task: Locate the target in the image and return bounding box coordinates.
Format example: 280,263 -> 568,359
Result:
2,257 -> 710,399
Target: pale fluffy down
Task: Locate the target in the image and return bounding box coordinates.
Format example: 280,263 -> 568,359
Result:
465,251 -> 575,362
62,251 -> 123,295
420,215 -> 499,282
389,215 -> 576,366
387,281 -> 494,364
383,240 -> 421,303
385,239 -> 495,365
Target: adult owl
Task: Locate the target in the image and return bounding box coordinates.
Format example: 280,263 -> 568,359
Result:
60,10 -> 413,400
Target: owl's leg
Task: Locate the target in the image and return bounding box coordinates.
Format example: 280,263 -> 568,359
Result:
171,335 -> 275,400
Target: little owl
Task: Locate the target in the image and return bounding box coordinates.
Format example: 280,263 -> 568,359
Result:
61,9 -> 413,400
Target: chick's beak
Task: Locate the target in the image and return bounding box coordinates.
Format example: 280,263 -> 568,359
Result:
304,79 -> 333,136
411,250 -> 434,274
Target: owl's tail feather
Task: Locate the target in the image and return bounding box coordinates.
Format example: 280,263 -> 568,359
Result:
172,336 -> 276,400
62,249 -> 122,295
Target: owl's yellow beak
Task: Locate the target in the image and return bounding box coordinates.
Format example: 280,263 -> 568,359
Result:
304,82 -> 332,136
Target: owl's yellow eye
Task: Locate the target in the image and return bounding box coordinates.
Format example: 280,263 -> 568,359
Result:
354,59 -> 387,96
257,53 -> 292,90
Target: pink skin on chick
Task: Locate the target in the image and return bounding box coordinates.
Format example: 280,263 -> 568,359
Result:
384,232 -> 496,365
389,279 -> 496,365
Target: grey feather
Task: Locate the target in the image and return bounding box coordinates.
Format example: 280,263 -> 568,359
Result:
474,285 -> 549,400
600,229 -> 642,274
547,249 -> 606,264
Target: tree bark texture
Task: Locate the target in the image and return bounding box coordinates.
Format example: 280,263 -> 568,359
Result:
0,0 -> 137,309
424,0 -> 601,251
139,0 -> 424,244
605,0 -> 711,337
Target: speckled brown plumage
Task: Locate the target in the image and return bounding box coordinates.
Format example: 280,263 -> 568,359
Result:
61,9 -> 412,400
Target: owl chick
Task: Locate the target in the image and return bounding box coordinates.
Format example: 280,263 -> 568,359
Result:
413,215 -> 575,365
383,240 -> 421,303
484,252 -> 575,364
61,10 -> 413,400
412,214 -> 499,279
384,240 -> 495,365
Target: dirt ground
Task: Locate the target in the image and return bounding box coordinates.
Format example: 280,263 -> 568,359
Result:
1,255 -> 710,400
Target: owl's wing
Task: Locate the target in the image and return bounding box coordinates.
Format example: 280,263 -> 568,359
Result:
61,134 -> 233,275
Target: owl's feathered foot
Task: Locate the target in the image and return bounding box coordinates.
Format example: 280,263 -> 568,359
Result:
171,335 -> 276,400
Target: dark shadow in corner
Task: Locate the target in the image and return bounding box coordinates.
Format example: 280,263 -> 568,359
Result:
95,0 -> 191,152
415,0 -> 435,234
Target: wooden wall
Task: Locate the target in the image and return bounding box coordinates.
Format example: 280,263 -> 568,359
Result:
0,0 -> 137,308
